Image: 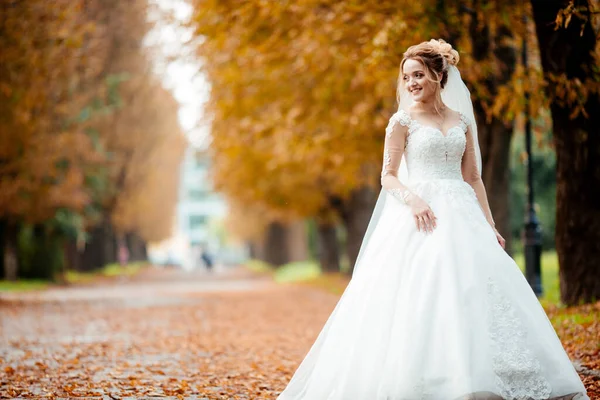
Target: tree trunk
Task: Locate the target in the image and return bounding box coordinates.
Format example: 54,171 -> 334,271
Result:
28,224 -> 56,280
103,218 -> 117,266
341,186 -> 378,274
81,216 -> 117,271
531,0 -> 600,305
64,239 -> 81,271
2,221 -> 18,281
248,240 -> 261,261
286,221 -> 309,262
81,225 -> 103,271
260,221 -> 308,267
263,221 -> 290,267
141,240 -> 148,261
126,233 -> 147,262
468,10 -> 517,253
0,219 -> 5,278
316,221 -> 340,273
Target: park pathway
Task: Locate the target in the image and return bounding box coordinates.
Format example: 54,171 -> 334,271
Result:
0,266 -> 338,399
2,266 -> 598,399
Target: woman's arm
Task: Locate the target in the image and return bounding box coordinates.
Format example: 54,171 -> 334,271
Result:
461,126 -> 506,247
380,121 -> 413,201
381,118 -> 437,233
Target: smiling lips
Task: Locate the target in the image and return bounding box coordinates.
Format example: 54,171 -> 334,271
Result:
410,87 -> 422,94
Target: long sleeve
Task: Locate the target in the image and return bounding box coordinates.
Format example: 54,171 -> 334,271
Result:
380,115 -> 413,204
461,126 -> 496,228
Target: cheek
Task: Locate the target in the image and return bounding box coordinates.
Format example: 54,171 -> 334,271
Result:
416,77 -> 429,88
422,79 -> 436,95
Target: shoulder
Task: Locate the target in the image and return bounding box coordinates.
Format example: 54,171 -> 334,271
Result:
457,111 -> 471,132
385,109 -> 411,138
395,109 -> 413,126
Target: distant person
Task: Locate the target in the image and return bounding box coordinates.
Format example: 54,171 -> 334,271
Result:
277,39 -> 587,399
118,242 -> 129,267
200,247 -> 214,272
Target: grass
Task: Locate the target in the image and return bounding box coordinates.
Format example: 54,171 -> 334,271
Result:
243,259 -> 348,294
0,280 -> 51,292
65,261 -> 146,284
244,260 -> 322,283
243,259 -> 348,293
0,262 -> 147,292
513,250 -> 560,306
273,261 -> 321,283
244,259 -> 274,275
549,310 -> 598,326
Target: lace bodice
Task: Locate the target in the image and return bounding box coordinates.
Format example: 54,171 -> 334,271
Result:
383,109 -> 470,182
380,107 -> 496,229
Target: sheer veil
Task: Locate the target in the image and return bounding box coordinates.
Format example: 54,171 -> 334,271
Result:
352,65 -> 482,276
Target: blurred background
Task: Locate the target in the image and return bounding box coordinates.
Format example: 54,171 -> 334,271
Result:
0,0 -> 598,306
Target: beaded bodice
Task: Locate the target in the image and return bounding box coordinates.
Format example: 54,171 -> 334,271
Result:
387,109 -> 469,182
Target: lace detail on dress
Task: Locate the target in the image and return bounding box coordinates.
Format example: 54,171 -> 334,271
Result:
387,188 -> 412,204
459,112 -> 470,132
382,148 -> 391,172
396,110 -> 420,135
401,110 -> 467,182
397,109 -> 412,127
385,110 -> 412,138
487,279 -> 552,400
408,180 -> 489,230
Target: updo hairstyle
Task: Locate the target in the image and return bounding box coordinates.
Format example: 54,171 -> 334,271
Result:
399,39 -> 460,90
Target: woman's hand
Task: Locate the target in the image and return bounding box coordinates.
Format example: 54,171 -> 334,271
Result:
494,228 -> 506,249
408,196 -> 437,233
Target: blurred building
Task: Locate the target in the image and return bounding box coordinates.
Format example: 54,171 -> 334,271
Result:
150,146 -> 248,269
177,147 -> 223,249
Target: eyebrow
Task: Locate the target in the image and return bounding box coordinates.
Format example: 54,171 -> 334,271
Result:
403,70 -> 424,75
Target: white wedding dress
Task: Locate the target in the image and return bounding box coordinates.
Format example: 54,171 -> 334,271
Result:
277,109 -> 588,400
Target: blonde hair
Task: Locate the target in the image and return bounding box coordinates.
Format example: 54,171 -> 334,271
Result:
397,39 -> 460,113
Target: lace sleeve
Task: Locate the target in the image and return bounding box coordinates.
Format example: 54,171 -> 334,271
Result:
380,111 -> 413,205
461,119 -> 479,184
461,124 -> 495,228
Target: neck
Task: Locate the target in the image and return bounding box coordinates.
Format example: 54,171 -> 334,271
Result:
414,93 -> 445,115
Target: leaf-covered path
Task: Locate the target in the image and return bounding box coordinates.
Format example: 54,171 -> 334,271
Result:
0,267 -> 336,399
1,267 -> 599,399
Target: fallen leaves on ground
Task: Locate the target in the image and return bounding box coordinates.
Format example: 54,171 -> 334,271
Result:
0,268 -> 598,399
0,269 -> 334,399
547,301 -> 600,396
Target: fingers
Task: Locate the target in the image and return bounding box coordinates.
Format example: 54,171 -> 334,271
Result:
414,214 -> 423,232
423,215 -> 432,233
494,229 -> 506,249
414,209 -> 437,233
423,210 -> 436,233
498,234 -> 506,249
428,209 -> 437,230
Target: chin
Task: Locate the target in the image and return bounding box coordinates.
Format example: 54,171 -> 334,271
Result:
410,93 -> 424,102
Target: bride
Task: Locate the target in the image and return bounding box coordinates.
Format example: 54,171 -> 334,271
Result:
277,40 -> 588,400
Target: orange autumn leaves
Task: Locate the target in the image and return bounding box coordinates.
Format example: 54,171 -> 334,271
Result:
0,0 -> 101,222
1,268 -> 598,398
189,0 -> 551,238
0,0 -> 186,242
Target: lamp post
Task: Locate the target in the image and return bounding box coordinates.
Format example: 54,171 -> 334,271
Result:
522,15 -> 543,297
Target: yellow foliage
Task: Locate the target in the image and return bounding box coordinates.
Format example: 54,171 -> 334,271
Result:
0,0 -> 187,243
190,0 -> 596,223
0,0 -> 106,223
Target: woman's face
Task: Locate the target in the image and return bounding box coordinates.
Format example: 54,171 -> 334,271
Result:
402,58 -> 439,103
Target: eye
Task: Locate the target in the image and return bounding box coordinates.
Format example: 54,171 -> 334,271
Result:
403,75 -> 408,81
415,73 -> 424,78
